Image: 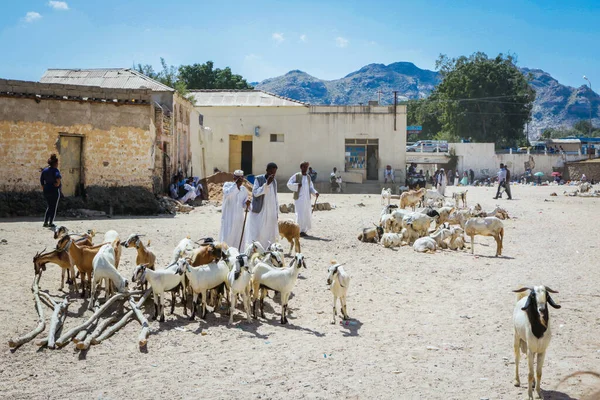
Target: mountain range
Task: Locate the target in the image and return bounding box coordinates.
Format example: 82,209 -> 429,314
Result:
254,62 -> 599,139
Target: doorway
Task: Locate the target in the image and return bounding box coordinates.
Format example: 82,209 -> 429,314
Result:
162,141 -> 170,193
59,135 -> 83,196
366,144 -> 379,180
229,135 -> 253,174
241,140 -> 253,175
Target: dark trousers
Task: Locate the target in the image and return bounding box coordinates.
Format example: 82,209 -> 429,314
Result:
495,180 -> 512,199
495,181 -> 505,198
44,188 -> 61,224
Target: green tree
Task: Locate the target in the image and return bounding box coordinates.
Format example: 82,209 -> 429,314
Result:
178,61 -> 253,90
407,98 -> 443,140
573,120 -> 600,136
135,58 -> 193,102
428,52 -> 536,147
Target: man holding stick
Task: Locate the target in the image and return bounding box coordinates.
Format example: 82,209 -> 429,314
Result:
246,162 -> 280,248
287,161 -> 319,237
219,170 -> 251,248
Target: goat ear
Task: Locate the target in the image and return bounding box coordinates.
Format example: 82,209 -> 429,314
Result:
545,286 -> 559,294
547,294 -> 561,309
521,294 -> 532,311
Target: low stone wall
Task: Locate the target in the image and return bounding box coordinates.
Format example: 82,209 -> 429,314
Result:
0,186 -> 160,218
566,161 -> 600,182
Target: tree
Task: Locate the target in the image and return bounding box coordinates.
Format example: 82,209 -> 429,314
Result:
423,52 -> 536,147
407,98 -> 443,140
134,58 -> 193,102
178,61 -> 253,90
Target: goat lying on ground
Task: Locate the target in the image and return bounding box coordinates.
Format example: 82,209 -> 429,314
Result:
413,237 -> 437,253
512,286 -> 561,400
358,225 -> 384,243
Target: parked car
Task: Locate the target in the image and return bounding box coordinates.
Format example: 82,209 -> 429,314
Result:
517,144 -> 546,154
406,140 -> 449,153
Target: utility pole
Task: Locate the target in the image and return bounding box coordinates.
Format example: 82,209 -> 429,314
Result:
584,76 -> 592,136
377,90 -> 383,104
393,91 -> 398,131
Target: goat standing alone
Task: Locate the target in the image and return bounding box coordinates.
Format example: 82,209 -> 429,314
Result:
464,217 -> 504,256
512,286 -> 561,400
278,219 -> 301,255
327,263 -> 350,324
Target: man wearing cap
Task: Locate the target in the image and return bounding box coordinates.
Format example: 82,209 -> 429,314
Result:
220,170 -> 251,248
246,162 -> 279,248
287,161 -> 319,237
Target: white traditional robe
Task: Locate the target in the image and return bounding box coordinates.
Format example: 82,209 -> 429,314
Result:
179,183 -> 197,203
287,173 -> 317,234
436,173 -> 447,196
219,182 -> 249,248
246,179 -> 279,249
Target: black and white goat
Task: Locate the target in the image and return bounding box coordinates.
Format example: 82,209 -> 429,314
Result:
512,286 -> 561,400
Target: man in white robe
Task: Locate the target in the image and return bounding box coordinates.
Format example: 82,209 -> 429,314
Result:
436,168 -> 447,196
287,161 -> 319,237
219,170 -> 251,249
246,163 -> 279,249
179,178 -> 198,204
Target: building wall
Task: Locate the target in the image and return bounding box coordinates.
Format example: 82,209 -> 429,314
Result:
452,143 -> 590,178
0,96 -> 155,192
194,104 -> 407,183
566,161 -> 600,182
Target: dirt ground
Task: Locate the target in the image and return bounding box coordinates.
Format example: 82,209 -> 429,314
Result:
1,185 -> 599,399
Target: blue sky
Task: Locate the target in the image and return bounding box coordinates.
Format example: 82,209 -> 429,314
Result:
0,0 -> 598,90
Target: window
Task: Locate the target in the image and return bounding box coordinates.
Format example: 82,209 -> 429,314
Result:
270,134 -> 284,142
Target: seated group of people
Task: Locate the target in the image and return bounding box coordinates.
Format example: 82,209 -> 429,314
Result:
169,174 -> 204,204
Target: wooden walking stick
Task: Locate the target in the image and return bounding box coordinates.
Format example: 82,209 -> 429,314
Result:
238,203 -> 250,250
311,194 -> 319,214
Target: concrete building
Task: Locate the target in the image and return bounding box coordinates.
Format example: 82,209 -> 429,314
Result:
191,90 -> 407,188
40,68 -> 199,190
0,79 -> 162,198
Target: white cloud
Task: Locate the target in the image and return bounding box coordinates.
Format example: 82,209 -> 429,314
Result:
48,1 -> 69,10
272,32 -> 284,44
24,12 -> 42,22
299,34 -> 307,42
335,36 -> 349,48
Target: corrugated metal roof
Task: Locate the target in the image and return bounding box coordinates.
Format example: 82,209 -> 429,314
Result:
550,138 -> 582,144
189,90 -> 307,107
40,68 -> 174,92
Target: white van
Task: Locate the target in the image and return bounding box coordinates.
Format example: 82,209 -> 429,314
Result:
406,140 -> 449,153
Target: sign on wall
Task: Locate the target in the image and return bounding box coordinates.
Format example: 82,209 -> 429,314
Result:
407,125 -> 422,134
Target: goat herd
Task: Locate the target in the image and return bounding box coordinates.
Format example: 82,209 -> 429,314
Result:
9,186 -> 568,400
371,187 -> 563,400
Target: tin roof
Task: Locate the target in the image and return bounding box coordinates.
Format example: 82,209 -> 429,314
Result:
40,68 -> 175,92
189,90 -> 307,107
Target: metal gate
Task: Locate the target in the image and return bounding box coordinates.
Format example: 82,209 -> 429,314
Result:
58,135 -> 82,196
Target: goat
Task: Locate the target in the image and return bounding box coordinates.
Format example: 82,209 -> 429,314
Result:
278,219 -> 301,255
358,225 -> 384,243
131,263 -> 185,322
33,248 -> 76,291
413,236 -> 437,253
56,234 -> 109,298
429,227 -> 452,249
171,237 -> 195,264
188,242 -> 228,266
402,213 -> 434,238
327,263 -> 350,324
227,254 -> 253,324
381,232 -> 403,248
181,258 -> 230,320
452,190 -> 468,208
400,188 -> 426,210
53,227 -> 95,283
445,226 -> 465,250
380,188 -> 392,206
122,234 -> 156,274
252,253 -> 306,324
464,217 -> 504,256
512,286 -> 561,400
102,230 -> 122,268
447,209 -> 473,228
88,241 -> 129,310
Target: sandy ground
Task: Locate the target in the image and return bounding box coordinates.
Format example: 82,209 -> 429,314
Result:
1,185 -> 599,400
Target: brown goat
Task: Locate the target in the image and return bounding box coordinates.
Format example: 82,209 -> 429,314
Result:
56,234 -> 119,298
33,248 -> 77,291
188,242 -> 228,266
278,219 -> 301,254
53,227 -> 95,282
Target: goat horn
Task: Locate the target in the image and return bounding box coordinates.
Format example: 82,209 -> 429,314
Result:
512,287 -> 533,293
545,286 -> 559,294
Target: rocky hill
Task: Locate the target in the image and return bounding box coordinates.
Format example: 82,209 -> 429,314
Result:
255,62 -> 599,138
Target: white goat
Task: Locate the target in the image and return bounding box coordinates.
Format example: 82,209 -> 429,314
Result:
413,237 -> 437,253
512,286 -> 561,400
464,217 -> 504,256
227,254 -> 253,324
252,253 -> 306,324
172,237 -> 195,264
102,230 -> 122,268
403,213 -> 434,237
327,263 -> 350,324
381,188 -> 392,206
89,241 -> 129,310
446,226 -> 465,250
182,258 -> 230,320
381,232 -> 403,248
429,227 -> 452,249
131,262 -> 185,322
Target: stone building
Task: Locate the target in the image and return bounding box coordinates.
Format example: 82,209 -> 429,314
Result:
40,68 -> 199,190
